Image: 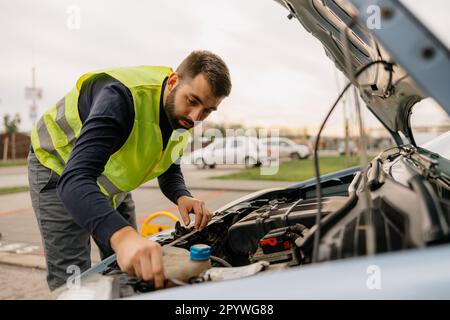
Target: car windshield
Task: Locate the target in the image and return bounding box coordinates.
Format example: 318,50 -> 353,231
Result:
421,132 -> 450,159
409,97 -> 450,159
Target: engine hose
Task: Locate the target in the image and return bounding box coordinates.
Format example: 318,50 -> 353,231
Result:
210,255 -> 232,267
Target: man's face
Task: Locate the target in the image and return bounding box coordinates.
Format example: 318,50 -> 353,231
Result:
164,73 -> 223,130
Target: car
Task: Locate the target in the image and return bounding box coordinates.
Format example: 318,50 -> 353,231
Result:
183,142 -> 216,169
185,136 -> 274,169
337,140 -> 358,156
57,0 -> 450,299
260,137 -> 311,160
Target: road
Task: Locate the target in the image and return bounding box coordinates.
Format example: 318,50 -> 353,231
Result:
0,166 -> 29,188
0,164 -> 292,299
0,187 -> 248,299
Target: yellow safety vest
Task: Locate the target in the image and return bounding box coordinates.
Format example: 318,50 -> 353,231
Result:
31,66 -> 191,208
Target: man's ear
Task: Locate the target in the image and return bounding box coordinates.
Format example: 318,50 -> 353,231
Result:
167,72 -> 179,92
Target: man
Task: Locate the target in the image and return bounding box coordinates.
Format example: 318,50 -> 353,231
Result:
27,50 -> 232,291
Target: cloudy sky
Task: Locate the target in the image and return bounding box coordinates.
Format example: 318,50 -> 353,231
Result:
1,0 -> 449,135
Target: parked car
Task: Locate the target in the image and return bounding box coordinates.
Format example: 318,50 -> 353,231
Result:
186,136 -> 274,169
260,137 -> 311,160
337,140 -> 358,156
58,0 -> 450,299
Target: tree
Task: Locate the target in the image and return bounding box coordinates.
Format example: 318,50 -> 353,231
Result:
3,113 -> 21,161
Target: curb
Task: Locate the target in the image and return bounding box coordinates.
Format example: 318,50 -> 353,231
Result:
0,252 -> 102,271
138,184 -> 262,192
0,252 -> 47,270
139,181 -> 291,193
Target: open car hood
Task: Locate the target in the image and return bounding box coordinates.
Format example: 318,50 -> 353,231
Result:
274,0 -> 450,145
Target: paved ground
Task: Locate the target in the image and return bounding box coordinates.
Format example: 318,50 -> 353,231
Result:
0,163 -> 292,299
0,188 -> 248,255
0,188 -> 247,299
0,166 -> 29,188
0,163 -> 292,191
0,265 -> 52,300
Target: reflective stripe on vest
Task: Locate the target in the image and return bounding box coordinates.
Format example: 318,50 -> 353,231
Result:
34,97 -> 123,207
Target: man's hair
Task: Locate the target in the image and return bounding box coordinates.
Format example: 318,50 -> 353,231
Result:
176,50 -> 232,98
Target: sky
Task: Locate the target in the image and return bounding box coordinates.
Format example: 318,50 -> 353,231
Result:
0,0 -> 449,135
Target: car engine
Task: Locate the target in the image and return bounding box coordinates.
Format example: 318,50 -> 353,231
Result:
57,146 -> 450,299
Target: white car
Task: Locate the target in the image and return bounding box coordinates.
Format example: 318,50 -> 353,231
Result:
261,137 -> 310,160
337,140 -> 358,156
188,136 -> 274,169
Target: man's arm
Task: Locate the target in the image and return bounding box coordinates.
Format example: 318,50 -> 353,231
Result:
57,74 -> 135,248
56,73 -> 208,287
110,225 -> 164,287
157,162 -> 192,204
158,163 -> 212,230
56,74 -> 165,287
158,164 -> 212,230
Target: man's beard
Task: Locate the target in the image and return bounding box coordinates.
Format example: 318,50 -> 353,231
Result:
164,85 -> 194,130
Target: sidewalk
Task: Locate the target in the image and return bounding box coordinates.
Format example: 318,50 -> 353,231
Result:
0,189 -> 250,272
0,166 -> 28,188
0,251 -> 47,270
142,164 -> 292,191
141,175 -> 291,192
0,264 -> 52,300
0,164 -> 292,192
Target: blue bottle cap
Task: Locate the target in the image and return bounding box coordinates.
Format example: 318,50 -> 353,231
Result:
190,244 -> 211,261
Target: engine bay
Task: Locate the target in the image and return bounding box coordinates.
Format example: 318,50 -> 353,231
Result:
64,147 -> 449,299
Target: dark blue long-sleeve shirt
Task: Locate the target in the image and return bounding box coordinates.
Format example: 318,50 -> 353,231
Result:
56,73 -> 192,248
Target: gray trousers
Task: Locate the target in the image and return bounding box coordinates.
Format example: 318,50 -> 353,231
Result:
27,149 -> 136,291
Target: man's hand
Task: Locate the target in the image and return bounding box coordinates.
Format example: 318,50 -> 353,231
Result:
177,196 -> 212,231
110,226 -> 165,289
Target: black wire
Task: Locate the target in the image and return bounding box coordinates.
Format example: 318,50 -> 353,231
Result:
311,60 -> 394,263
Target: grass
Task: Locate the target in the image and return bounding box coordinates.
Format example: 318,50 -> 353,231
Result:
0,185 -> 29,195
212,155 -> 362,182
0,159 -> 27,167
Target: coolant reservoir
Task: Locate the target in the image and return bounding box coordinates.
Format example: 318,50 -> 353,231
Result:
163,244 -> 212,282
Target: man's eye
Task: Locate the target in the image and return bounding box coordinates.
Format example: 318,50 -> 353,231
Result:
187,98 -> 197,106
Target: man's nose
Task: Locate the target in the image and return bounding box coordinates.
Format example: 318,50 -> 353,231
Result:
189,108 -> 203,122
